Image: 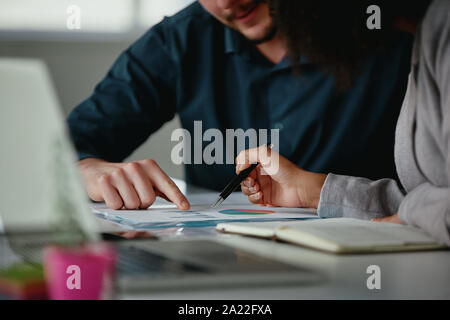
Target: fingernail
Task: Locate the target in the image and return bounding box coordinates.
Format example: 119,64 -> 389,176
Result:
249,187 -> 256,192
251,192 -> 261,199
181,200 -> 189,209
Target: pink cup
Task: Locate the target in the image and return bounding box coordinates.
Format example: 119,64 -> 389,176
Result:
43,242 -> 117,300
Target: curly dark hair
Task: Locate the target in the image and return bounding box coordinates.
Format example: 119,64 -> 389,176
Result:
269,0 -> 431,89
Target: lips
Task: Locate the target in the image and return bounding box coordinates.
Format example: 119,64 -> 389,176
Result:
235,3 -> 258,21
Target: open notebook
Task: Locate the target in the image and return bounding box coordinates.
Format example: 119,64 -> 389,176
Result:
216,218 -> 447,254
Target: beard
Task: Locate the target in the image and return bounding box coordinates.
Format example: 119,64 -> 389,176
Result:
248,24 -> 278,45
225,0 -> 277,45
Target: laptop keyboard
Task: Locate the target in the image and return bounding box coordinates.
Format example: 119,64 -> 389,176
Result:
116,245 -> 210,277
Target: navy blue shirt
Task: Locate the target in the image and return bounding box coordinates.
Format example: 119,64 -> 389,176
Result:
67,2 -> 412,191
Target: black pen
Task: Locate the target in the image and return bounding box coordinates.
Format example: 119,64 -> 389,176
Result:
211,144 -> 273,208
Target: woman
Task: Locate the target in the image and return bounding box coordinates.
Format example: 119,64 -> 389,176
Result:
236,0 -> 450,245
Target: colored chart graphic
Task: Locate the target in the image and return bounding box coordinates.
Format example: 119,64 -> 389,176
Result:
219,209 -> 275,215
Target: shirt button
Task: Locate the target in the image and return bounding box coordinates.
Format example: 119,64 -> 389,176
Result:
273,122 -> 284,130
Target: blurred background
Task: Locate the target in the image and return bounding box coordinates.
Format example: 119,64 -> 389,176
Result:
0,0 -> 195,179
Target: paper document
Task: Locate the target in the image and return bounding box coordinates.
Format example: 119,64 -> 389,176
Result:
93,195 -> 317,229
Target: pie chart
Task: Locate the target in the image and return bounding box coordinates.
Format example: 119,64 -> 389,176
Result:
218,209 -> 275,215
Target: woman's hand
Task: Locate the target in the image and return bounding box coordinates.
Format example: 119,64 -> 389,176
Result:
235,145 -> 327,208
371,213 -> 404,224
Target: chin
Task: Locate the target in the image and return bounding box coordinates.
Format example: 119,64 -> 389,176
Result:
240,24 -> 275,43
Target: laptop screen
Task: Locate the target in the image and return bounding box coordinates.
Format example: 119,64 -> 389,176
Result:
0,58 -> 98,242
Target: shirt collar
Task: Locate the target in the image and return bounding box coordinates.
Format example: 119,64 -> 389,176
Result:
224,26 -> 242,54
224,26 -> 309,68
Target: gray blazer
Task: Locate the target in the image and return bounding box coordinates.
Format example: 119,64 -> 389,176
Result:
317,0 -> 450,245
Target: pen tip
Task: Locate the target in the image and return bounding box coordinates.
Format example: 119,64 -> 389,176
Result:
211,196 -> 224,208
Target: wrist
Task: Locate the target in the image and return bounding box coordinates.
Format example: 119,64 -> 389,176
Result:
78,157 -> 106,171
296,170 -> 327,209
311,173 -> 327,209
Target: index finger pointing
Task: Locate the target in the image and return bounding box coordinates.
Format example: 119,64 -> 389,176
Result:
140,159 -> 190,210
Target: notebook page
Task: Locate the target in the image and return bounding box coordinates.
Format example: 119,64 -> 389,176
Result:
217,221 -> 296,238
276,218 -> 439,248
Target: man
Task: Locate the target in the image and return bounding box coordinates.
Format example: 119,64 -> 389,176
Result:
68,0 -> 412,210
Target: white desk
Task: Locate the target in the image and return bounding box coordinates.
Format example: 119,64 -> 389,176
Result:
109,231 -> 449,300
94,181 -> 450,300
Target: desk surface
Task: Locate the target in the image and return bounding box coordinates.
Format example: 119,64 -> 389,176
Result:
2,181 -> 448,299
94,182 -> 450,300
111,229 -> 450,299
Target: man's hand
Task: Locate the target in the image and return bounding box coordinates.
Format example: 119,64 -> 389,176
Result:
371,213 -> 403,224
78,158 -> 190,210
235,146 -> 327,208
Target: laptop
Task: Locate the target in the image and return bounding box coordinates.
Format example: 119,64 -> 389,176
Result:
0,58 -> 322,293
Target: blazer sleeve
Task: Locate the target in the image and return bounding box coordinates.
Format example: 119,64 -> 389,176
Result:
397,6 -> 450,246
317,174 -> 405,220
